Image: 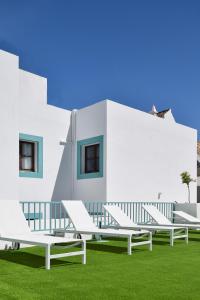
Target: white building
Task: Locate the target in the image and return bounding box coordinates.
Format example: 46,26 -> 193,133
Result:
0,50 -> 197,204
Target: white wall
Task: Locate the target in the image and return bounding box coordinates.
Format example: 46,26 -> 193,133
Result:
0,50 -> 73,202
0,50 -> 197,205
0,51 -> 19,200
73,101 -> 107,201
106,100 -> 197,203
18,70 -> 72,202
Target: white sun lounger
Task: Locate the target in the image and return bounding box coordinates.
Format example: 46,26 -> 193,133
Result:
61,201 -> 152,254
104,205 -> 188,246
0,201 -> 86,269
173,211 -> 200,224
143,205 -> 200,230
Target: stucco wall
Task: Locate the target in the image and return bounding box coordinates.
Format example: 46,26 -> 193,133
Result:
106,101 -> 197,203
73,101 -> 107,201
18,70 -> 72,202
0,50 -> 197,204
0,50 -> 73,202
0,51 -> 19,200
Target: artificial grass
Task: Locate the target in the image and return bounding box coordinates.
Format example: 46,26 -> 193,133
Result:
0,232 -> 200,300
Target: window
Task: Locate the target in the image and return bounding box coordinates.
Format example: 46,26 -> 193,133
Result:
77,135 -> 103,179
19,133 -> 43,178
85,144 -> 100,173
19,141 -> 35,172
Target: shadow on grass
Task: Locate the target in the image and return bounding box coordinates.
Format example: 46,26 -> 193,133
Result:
0,250 -> 80,269
87,241 -> 149,254
188,230 -> 200,235
97,236 -> 152,242
87,242 -> 126,254
153,235 -> 170,240
187,237 -> 200,242
151,240 -> 170,246
96,235 -> 171,246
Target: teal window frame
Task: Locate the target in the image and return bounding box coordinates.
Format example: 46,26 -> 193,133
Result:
19,133 -> 43,179
77,135 -> 104,179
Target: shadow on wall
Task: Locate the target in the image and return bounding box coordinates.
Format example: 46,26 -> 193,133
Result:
51,122 -> 72,203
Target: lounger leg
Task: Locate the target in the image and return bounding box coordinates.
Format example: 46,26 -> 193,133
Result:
82,240 -> 86,265
149,232 -> 152,251
45,244 -> 51,270
128,236 -> 132,255
170,229 -> 174,247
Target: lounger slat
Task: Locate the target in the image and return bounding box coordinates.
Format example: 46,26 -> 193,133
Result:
173,211 -> 200,224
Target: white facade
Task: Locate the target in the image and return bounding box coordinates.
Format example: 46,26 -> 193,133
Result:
106,101 -> 197,202
19,70 -> 72,202
0,50 -> 72,202
0,50 -> 197,203
0,51 -> 19,200
73,101 -> 107,201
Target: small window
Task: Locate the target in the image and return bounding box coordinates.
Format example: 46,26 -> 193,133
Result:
77,135 -> 103,179
19,133 -> 43,178
19,141 -> 36,172
85,144 -> 100,173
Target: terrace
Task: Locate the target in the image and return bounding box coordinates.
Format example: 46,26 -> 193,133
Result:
0,201 -> 199,299
0,231 -> 200,299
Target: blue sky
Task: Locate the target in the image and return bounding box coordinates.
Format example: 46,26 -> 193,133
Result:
0,0 -> 200,136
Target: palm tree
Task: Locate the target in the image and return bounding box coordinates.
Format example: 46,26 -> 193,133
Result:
180,172 -> 195,203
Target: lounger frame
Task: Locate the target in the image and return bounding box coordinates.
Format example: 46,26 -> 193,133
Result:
143,204 -> 200,230
64,228 -> 152,254
0,200 -> 86,270
103,205 -> 188,246
0,235 -> 86,270
61,201 -> 153,254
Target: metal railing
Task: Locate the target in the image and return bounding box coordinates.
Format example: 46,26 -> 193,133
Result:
20,201 -> 175,232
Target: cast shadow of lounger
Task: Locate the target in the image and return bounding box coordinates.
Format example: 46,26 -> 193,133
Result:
0,251 -> 80,269
86,241 -> 148,254
186,236 -> 200,242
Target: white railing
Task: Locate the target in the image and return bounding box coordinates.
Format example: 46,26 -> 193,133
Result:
20,201 -> 175,232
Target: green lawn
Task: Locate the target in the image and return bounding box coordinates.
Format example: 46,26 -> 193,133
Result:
0,231 -> 200,300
